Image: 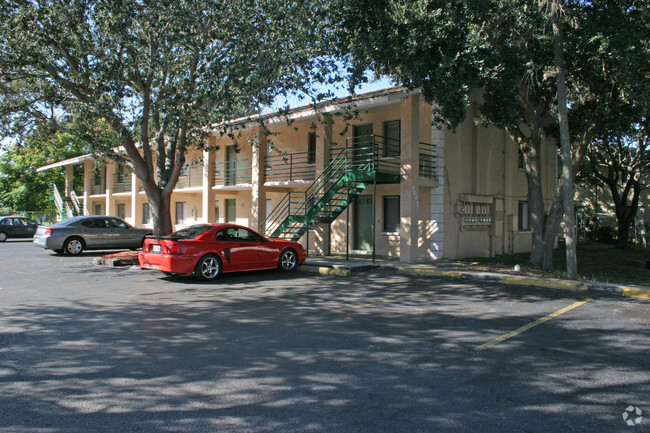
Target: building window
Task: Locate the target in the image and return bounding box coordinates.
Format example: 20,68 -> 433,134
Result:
518,148 -> 526,170
143,203 -> 151,225
308,132 -> 317,165
94,204 -> 102,215
383,196 -> 400,233
383,120 -> 400,157
518,201 -> 530,232
116,203 -> 126,220
175,201 -> 186,225
214,200 -> 220,222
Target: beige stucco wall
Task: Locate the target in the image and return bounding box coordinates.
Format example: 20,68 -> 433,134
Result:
441,108 -> 556,259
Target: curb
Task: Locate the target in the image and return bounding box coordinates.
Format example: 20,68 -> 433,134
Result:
397,267 -> 465,279
395,266 -> 649,300
301,264 -> 352,276
94,252 -> 650,300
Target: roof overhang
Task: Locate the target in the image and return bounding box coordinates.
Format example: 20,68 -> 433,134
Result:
36,154 -> 94,172
209,86 -> 419,132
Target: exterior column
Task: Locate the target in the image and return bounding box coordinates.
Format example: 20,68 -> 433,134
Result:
251,128 -> 267,231
83,160 -> 92,215
130,172 -> 138,226
202,140 -> 216,223
429,125 -> 445,259
105,163 -> 113,216
314,119 -> 333,255
64,165 -> 73,196
400,95 -> 421,263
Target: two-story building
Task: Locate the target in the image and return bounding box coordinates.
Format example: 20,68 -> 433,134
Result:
38,87 -> 557,262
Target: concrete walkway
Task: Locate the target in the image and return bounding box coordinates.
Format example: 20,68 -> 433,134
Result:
95,251 -> 650,300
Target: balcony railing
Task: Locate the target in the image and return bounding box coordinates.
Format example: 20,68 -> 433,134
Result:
113,174 -> 131,193
418,142 -> 437,181
91,179 -> 105,195
214,158 -> 252,186
176,162 -> 203,189
265,151 -> 316,183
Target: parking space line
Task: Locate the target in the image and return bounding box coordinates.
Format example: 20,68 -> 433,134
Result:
335,285 -> 466,312
474,298 -> 593,351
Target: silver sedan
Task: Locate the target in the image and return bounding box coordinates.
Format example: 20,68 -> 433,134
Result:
33,216 -> 152,256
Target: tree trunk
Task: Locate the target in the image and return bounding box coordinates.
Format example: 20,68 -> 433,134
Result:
551,1 -> 577,278
143,184 -> 173,236
616,217 -> 631,249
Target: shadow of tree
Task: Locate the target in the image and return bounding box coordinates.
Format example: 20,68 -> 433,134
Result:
0,270 -> 648,432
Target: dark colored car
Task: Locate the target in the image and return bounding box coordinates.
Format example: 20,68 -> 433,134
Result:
33,215 -> 152,255
0,216 -> 38,242
138,223 -> 308,281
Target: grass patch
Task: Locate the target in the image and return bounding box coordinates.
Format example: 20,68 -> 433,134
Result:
451,241 -> 650,286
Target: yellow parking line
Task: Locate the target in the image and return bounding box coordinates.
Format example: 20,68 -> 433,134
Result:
475,298 -> 592,351
335,285 -> 465,312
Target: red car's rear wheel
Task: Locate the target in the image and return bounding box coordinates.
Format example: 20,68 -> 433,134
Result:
194,254 -> 221,281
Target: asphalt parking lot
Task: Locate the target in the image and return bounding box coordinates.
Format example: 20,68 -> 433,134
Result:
1,240 -> 649,432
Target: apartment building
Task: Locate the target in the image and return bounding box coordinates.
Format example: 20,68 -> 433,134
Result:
38,87 -> 557,262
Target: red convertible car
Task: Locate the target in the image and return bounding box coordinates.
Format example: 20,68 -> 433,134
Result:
138,223 -> 307,281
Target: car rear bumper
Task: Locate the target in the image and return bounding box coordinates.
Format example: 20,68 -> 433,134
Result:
138,252 -> 196,275
33,235 -> 63,250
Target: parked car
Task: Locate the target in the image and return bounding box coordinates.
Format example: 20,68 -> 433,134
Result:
33,215 -> 152,255
139,223 -> 308,281
0,216 -> 38,242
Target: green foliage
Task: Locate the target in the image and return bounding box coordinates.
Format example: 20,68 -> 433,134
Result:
336,0 -> 649,267
0,0 -> 340,234
0,124 -> 88,211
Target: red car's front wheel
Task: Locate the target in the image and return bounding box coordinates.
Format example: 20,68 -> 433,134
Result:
278,249 -> 298,272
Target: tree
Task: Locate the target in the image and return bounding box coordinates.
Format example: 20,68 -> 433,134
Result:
582,132 -> 649,249
0,0 -> 337,235
0,124 -> 88,213
335,0 -> 649,270
573,0 -> 650,249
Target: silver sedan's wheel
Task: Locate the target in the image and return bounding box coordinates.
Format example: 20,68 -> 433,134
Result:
194,254 -> 221,281
278,249 -> 297,272
0,232 -> 7,242
64,237 -> 84,256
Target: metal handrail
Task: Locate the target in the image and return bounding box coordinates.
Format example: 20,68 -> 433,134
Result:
91,176 -> 105,195
419,141 -> 437,180
69,190 -> 82,215
214,158 -> 252,186
265,151 -> 316,183
113,173 -> 131,193
176,162 -> 203,189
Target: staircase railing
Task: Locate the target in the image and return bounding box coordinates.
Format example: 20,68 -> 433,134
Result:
69,190 -> 83,215
260,135 -> 435,240
51,183 -> 65,219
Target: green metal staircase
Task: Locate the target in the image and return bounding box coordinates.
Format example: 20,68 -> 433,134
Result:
261,136 -> 400,241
